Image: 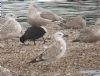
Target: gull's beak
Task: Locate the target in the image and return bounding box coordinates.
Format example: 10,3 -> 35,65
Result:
16,16 -> 19,19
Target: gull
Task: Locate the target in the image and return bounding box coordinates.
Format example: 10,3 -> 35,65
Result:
0,13 -> 22,40
27,3 -> 63,26
95,18 -> 100,26
0,13 -> 22,48
37,0 -> 66,2
28,32 -> 67,63
60,15 -> 86,29
72,28 -> 100,43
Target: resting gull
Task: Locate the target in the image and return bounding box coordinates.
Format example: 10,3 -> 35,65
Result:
0,13 -> 22,48
29,32 -> 67,63
72,28 -> 100,43
0,13 -> 22,40
95,18 -> 100,26
27,3 -> 63,26
60,15 -> 86,29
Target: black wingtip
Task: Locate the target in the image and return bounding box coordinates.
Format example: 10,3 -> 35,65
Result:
29,58 -> 39,63
28,54 -> 46,64
28,58 -> 45,64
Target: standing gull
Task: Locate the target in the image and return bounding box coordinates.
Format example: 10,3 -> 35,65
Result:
27,3 -> 63,26
0,13 -> 22,40
29,32 -> 67,63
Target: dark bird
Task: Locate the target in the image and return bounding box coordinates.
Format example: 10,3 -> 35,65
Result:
20,26 -> 47,45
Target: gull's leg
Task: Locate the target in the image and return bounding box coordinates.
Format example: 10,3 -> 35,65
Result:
42,37 -> 46,44
5,40 -> 9,47
34,40 -> 36,45
0,41 -> 4,48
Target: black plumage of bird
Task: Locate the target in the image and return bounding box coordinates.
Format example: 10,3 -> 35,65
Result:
20,26 -> 47,45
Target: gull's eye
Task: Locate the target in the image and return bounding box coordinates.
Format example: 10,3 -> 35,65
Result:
10,14 -> 14,16
58,33 -> 62,36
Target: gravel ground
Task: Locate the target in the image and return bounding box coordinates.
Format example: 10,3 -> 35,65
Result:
0,23 -> 100,76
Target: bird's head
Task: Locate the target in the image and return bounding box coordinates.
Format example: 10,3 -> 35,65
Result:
20,35 -> 25,43
5,13 -> 17,19
54,32 -> 68,38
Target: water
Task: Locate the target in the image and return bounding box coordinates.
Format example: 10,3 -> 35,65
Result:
1,0 -> 100,25
0,3 -> 1,16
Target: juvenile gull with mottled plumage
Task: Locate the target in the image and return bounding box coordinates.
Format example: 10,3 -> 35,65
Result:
72,28 -> 100,43
60,15 -> 86,29
0,13 -> 22,48
0,13 -> 22,40
29,32 -> 67,63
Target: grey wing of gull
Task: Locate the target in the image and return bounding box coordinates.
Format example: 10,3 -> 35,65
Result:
0,17 -> 7,29
38,16 -> 52,24
73,28 -> 99,42
28,3 -> 54,26
0,20 -> 19,41
27,11 -> 52,26
0,17 -> 7,24
40,10 -> 62,21
0,20 -> 17,35
34,5 -> 60,21
33,12 -> 52,25
0,17 -> 14,34
42,42 -> 62,61
0,17 -> 21,40
29,42 -> 62,63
